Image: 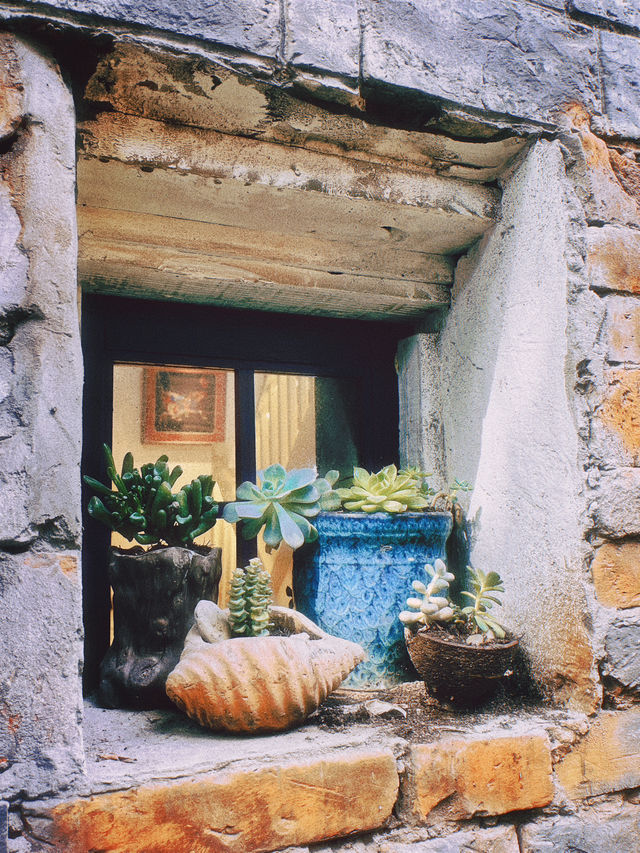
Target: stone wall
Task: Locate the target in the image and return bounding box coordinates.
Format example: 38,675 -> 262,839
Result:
0,34 -> 85,802
1,0 -> 640,849
2,0 -> 640,139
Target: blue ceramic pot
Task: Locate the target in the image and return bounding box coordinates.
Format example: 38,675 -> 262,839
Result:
293,511 -> 453,687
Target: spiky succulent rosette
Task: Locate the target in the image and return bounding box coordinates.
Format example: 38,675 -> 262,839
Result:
222,464 -> 333,550
336,465 -> 431,513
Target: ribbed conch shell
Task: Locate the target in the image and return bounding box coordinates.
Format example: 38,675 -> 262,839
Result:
166,603 -> 365,733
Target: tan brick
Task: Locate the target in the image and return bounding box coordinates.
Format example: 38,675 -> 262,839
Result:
405,735 -> 553,821
605,297 -> 640,364
592,542 -> 640,609
51,750 -> 399,853
578,127 -> 640,228
600,369 -> 640,464
555,709 -> 640,799
588,225 -> 640,295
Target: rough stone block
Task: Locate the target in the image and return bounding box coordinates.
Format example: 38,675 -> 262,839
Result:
360,0 -> 600,124
555,709 -> 640,798
378,825 -> 520,852
574,133 -> 640,228
596,368 -> 640,467
0,551 -> 84,800
405,735 -> 553,821
18,0 -> 281,60
592,541 -> 640,608
570,0 -> 640,30
0,34 -> 22,139
285,0 -> 359,80
600,31 -> 640,138
603,295 -> 640,363
520,799 -> 640,852
588,226 -> 640,295
602,611 -> 640,691
49,750 -> 399,853
592,467 -> 640,536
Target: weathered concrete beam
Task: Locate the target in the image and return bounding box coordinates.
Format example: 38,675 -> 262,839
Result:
78,204 -> 452,318
78,113 -> 500,222
81,43 -> 528,181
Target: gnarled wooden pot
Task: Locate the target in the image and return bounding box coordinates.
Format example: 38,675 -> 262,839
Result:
166,603 -> 365,733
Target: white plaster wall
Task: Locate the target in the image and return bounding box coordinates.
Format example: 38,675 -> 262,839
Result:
440,141 -> 600,711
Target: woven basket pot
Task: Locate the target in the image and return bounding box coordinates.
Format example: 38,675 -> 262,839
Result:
406,627 -> 519,707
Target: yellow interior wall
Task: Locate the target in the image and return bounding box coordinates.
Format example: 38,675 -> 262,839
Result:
111,366 -> 317,609
111,363 -> 237,603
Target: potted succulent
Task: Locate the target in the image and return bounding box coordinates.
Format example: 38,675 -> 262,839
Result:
83,445 -> 222,708
223,463 -> 468,687
400,560 -> 519,706
166,558 -> 365,733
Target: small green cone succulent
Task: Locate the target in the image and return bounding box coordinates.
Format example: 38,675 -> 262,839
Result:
399,559 -> 457,628
336,465 -> 431,513
228,558 -> 273,637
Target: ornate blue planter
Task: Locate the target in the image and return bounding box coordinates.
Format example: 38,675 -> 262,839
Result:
293,511 -> 452,687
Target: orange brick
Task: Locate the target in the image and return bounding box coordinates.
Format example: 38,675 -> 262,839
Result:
588,226 -> 640,295
405,735 -> 553,821
600,370 -> 640,461
51,750 -> 399,853
592,542 -> 640,609
555,709 -> 640,799
606,300 -> 640,363
0,34 -> 23,138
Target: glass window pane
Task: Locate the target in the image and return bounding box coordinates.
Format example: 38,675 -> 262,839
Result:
254,372 -> 360,607
112,363 -> 236,606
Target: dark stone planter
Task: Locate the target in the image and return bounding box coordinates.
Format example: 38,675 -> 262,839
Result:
293,511 -> 452,687
406,627 -> 519,707
99,546 -> 222,709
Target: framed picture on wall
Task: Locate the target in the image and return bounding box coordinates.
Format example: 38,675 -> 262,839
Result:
142,366 -> 227,443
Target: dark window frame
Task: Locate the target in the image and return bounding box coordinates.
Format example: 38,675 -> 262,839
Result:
81,292 -> 412,692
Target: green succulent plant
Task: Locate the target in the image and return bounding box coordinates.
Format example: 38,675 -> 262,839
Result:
399,560 -> 509,643
429,478 -> 472,511
398,559 -> 457,629
460,567 -> 506,639
228,558 -> 272,637
336,465 -> 431,513
83,445 -> 218,547
222,464 -> 337,550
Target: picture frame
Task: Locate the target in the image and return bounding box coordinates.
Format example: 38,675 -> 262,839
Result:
142,366 -> 227,444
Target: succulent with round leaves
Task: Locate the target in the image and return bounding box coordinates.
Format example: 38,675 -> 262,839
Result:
460,567 -> 506,640
228,558 -> 272,637
429,478 -> 472,511
222,464 -> 337,551
399,559 -> 457,630
336,465 -> 431,514
83,445 -> 218,547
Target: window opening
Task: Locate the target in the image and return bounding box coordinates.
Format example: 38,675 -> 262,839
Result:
82,293 -> 409,692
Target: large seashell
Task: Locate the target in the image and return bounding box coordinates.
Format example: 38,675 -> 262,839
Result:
166,605 -> 365,733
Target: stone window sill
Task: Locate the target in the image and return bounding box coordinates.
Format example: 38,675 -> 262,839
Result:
23,697 -> 640,852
